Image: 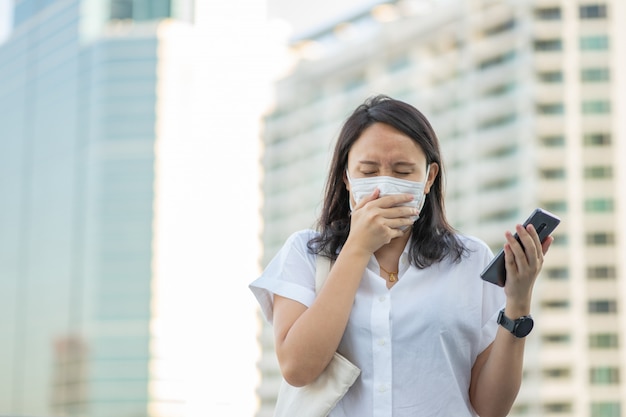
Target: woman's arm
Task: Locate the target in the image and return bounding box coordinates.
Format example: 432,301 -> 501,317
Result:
469,224 -> 553,417
273,243 -> 369,387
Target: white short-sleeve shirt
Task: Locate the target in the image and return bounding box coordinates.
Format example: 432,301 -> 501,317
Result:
249,229 -> 505,417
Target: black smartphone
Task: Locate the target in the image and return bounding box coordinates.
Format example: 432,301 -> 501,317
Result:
480,208 -> 561,287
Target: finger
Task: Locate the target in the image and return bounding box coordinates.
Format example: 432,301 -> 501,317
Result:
503,242 -> 518,276
506,229 -> 528,272
355,188 -> 380,210
525,224 -> 543,259
382,205 -> 419,219
516,224 -> 540,265
541,235 -> 554,255
374,193 -> 414,209
385,216 -> 416,230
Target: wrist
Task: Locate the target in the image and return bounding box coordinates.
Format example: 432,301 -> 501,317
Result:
342,237 -> 375,259
339,240 -> 372,264
504,295 -> 532,318
504,304 -> 531,319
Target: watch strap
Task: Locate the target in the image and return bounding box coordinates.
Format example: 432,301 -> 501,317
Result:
497,308 -> 534,338
497,309 -> 516,332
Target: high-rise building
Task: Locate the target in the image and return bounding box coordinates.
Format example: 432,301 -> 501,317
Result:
0,1 -> 263,416
258,0 -> 625,416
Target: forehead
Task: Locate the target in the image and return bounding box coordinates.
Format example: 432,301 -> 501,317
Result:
348,123 -> 426,162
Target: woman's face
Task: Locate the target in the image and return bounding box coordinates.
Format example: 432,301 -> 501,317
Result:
344,123 -> 438,201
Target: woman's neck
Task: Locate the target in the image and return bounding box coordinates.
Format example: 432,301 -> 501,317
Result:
375,229 -> 411,261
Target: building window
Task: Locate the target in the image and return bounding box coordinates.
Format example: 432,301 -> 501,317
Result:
591,402 -> 621,417
542,300 -> 570,310
478,114 -> 517,130
479,209 -> 519,224
585,198 -> 614,212
542,201 -> 567,212
590,367 -> 620,384
485,19 -> 515,36
583,133 -> 611,146
582,100 -> 611,114
484,82 -> 516,97
588,300 -> 617,314
586,232 -> 614,245
538,71 -> 563,83
479,178 -> 518,192
111,0 -> 133,19
540,168 -> 566,179
541,135 -> 565,147
587,266 -> 617,279
544,403 -> 573,413
584,165 -> 613,179
580,35 -> 609,50
511,404 -> 529,415
543,368 -> 571,379
538,103 -> 564,114
589,333 -> 619,348
581,68 -> 610,82
478,51 -> 516,70
543,333 -> 571,344
534,39 -> 563,51
545,267 -> 568,280
580,4 -> 607,19
535,7 -> 561,20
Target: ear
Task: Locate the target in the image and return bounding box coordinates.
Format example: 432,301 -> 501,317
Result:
424,162 -> 439,194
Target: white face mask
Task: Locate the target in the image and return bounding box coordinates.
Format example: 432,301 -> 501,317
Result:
346,165 -> 431,223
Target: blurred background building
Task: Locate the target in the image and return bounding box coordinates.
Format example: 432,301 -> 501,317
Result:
257,0 -> 625,416
1,0 -> 624,416
0,0 -> 264,416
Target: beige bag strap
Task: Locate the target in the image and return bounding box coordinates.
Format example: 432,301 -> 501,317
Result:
315,255 -> 332,294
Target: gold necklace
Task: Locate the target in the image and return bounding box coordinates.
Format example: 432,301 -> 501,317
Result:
379,264 -> 398,282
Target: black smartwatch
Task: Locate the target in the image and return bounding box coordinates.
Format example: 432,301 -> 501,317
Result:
497,309 -> 534,338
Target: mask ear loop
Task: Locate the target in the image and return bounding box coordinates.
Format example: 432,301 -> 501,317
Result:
345,169 -> 355,212
416,163 -> 432,214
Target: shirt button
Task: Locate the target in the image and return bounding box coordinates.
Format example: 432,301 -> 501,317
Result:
378,339 -> 385,346
379,296 -> 386,302
378,384 -> 387,393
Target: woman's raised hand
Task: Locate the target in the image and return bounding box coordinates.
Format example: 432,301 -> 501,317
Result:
345,189 -> 418,254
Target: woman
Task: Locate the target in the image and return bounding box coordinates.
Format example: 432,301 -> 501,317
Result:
250,95 -> 553,417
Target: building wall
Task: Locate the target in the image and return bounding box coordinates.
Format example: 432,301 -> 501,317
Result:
0,1 -> 188,416
258,1 -> 625,416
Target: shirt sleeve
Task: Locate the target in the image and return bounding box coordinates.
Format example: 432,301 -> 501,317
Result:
249,229 -> 318,324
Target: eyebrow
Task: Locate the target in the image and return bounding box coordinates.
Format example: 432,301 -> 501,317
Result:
358,160 -> 417,167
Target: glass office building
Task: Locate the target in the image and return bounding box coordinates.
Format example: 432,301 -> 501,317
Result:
257,0 -> 626,416
0,1 -> 266,416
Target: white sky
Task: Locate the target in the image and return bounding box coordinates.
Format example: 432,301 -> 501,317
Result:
0,0 -> 370,43
268,0 -> 378,37
0,0 -> 11,44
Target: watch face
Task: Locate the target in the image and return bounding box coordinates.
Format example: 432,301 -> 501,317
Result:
515,317 -> 534,337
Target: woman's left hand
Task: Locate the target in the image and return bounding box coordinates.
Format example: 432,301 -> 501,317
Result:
503,224 -> 554,310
